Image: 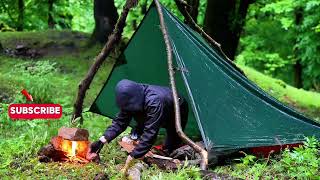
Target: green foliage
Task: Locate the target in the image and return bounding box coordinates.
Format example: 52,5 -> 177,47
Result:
0,0 -> 94,32
238,0 -> 320,90
277,137 -> 319,178
215,137 -> 320,179
56,0 -> 94,32
5,60 -> 62,104
262,0 -> 320,90
197,0 -> 207,26
116,0 -> 207,39
0,0 -> 207,39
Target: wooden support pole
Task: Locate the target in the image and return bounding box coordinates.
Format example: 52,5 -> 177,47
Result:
154,0 -> 208,170
72,0 -> 138,124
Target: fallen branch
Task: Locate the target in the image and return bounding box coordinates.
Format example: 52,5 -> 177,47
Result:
154,0 -> 208,170
174,0 -> 246,76
72,0 -> 138,124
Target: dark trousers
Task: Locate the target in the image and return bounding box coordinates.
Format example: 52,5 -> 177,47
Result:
130,98 -> 189,152
164,98 -> 189,153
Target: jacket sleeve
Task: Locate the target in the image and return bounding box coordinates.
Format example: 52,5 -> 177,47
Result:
103,111 -> 132,143
130,100 -> 163,158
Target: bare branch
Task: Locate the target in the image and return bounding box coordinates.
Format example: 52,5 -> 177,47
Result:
72,0 -> 138,124
174,0 -> 246,76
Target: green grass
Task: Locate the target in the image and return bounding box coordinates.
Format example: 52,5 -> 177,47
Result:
0,30 -> 89,49
240,65 -> 320,121
0,31 -> 319,179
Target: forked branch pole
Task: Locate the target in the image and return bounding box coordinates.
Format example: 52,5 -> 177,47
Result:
72,0 -> 138,124
154,0 -> 208,170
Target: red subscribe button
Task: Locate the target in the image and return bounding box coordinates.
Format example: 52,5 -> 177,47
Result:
8,104 -> 62,119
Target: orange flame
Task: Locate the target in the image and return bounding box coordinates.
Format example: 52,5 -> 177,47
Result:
71,141 -> 77,157
59,138 -> 89,161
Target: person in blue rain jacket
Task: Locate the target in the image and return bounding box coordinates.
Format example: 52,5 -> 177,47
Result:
87,79 -> 189,170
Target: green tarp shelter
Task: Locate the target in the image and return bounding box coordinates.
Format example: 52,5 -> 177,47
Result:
90,3 -> 320,156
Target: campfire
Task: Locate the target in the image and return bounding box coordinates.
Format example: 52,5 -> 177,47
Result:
38,127 -> 91,163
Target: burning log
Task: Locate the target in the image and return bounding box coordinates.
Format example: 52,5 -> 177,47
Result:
38,127 -> 91,163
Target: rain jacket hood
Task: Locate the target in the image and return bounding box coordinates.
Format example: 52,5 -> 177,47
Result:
115,79 -> 145,112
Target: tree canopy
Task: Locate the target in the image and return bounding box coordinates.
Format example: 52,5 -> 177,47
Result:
1,0 -> 319,91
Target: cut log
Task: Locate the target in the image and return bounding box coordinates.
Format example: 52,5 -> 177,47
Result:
37,144 -> 67,162
50,136 -> 64,150
58,127 -> 89,141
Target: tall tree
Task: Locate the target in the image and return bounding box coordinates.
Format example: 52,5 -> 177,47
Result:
90,0 -> 119,44
203,0 -> 252,59
17,0 -> 24,31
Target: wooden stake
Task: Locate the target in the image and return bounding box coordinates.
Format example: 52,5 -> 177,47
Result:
154,0 -> 208,170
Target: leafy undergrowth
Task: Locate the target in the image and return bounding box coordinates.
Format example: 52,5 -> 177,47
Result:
214,137 -> 320,179
1,31 -> 320,179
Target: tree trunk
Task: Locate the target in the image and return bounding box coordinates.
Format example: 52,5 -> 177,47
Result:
48,0 -> 55,29
90,0 -> 119,44
293,8 -> 303,88
203,0 -> 251,59
0,42 -> 3,53
17,0 -> 24,31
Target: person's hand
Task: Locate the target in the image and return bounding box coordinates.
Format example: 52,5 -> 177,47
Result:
90,140 -> 104,153
121,155 -> 134,174
86,151 -> 98,161
86,140 -> 104,162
